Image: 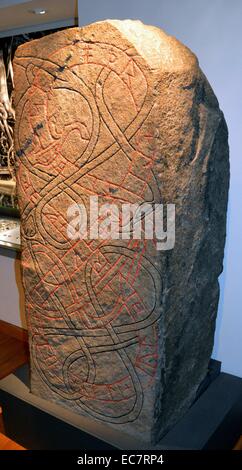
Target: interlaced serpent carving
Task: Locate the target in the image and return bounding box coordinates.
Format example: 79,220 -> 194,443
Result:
15,39 -> 163,424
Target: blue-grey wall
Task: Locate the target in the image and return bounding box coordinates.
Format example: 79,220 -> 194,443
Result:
78,0 -> 242,377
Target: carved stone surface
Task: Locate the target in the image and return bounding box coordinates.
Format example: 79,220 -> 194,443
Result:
14,21 -> 229,443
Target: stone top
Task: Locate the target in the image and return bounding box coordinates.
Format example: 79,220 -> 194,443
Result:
108,20 -> 198,71
15,20 -> 198,73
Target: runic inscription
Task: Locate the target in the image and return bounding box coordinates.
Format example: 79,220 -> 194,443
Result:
14,21 -> 229,443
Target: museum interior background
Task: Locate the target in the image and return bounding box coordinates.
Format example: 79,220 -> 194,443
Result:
0,0 -> 241,379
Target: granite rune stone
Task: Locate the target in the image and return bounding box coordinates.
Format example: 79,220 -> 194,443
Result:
14,20 -> 229,443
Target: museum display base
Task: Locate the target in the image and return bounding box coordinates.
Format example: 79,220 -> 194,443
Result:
0,364 -> 242,450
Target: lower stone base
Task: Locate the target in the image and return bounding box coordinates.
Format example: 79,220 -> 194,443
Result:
0,364 -> 242,450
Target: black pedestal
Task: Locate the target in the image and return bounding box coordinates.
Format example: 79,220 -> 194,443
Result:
0,364 -> 242,450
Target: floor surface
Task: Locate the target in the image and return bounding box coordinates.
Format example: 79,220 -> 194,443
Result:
0,332 -> 29,380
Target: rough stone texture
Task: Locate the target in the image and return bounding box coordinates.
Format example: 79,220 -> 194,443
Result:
14,21 -> 229,444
